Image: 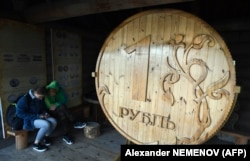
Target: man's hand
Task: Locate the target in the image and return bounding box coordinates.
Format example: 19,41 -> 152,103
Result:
44,113 -> 50,118
40,113 -> 50,119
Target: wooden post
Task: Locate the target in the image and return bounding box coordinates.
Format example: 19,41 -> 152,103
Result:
7,130 -> 28,150
84,122 -> 100,139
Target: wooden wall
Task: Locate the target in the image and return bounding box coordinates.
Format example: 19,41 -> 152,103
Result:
0,19 -> 47,137
43,23 -> 105,98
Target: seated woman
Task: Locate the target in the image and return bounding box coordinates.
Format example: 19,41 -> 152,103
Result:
45,80 -> 86,145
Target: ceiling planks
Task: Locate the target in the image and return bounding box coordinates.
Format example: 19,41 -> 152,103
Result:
23,0 -> 193,23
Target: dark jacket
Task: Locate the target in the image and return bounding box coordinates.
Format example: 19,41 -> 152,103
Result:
16,89 -> 48,130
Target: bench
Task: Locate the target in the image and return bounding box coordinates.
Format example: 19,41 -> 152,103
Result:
7,129 -> 28,150
217,130 -> 250,144
215,86 -> 250,144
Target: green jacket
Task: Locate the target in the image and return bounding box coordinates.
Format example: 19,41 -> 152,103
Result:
45,80 -> 67,110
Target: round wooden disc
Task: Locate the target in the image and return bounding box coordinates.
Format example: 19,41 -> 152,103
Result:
94,9 -> 236,144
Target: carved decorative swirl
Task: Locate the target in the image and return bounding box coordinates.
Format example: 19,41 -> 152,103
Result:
162,58 -> 180,106
162,34 -> 230,144
206,71 -> 230,100
98,85 -> 110,108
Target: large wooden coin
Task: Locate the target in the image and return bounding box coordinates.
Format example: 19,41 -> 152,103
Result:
93,9 -> 236,144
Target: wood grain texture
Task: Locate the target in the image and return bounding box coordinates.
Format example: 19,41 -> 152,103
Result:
94,9 -> 236,144
0,19 -> 47,137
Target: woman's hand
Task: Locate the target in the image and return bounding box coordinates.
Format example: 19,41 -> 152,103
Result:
50,105 -> 57,111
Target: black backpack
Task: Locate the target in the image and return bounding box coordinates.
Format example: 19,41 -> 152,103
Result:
6,94 -> 31,130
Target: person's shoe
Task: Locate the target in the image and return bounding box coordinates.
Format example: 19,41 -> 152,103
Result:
62,135 -> 74,145
33,143 -> 48,152
74,122 -> 87,129
44,136 -> 52,146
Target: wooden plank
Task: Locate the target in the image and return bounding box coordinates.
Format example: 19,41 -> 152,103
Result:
219,130 -> 250,139
24,0 -> 194,23
6,129 -> 26,136
95,9 -> 236,145
7,130 -> 28,150
51,29 -> 83,108
125,36 -> 151,102
1,126 -> 125,160
218,130 -> 250,145
0,19 -> 47,137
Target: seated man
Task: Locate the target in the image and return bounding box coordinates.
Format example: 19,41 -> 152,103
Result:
16,85 -> 57,152
45,80 -> 86,145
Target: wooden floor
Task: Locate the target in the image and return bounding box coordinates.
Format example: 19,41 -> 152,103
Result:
0,121 -> 242,161
0,123 -> 126,161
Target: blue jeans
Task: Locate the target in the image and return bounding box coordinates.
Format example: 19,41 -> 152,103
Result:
33,117 -> 57,143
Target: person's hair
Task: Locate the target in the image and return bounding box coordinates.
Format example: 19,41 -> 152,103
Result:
34,85 -> 46,95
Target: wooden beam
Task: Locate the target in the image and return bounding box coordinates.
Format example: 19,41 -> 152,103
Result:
23,0 -> 193,23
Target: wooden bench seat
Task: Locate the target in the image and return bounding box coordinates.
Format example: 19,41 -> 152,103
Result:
215,86 -> 250,145
217,130 -> 250,144
7,129 -> 28,150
